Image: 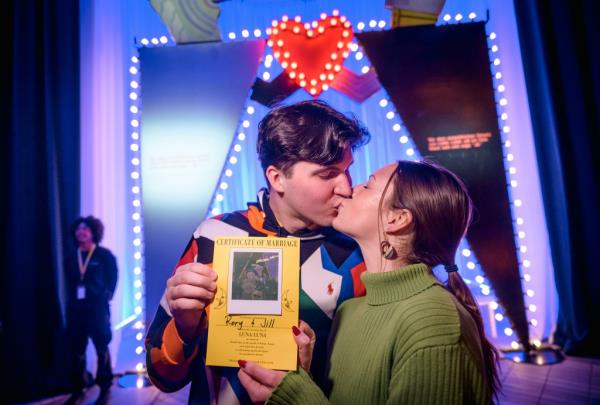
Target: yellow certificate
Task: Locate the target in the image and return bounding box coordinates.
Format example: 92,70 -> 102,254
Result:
206,237 -> 300,370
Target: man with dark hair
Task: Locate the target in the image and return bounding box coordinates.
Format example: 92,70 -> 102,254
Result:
146,100 -> 370,404
65,216 -> 118,404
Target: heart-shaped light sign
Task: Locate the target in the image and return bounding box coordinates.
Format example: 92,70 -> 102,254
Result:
266,11 -> 353,96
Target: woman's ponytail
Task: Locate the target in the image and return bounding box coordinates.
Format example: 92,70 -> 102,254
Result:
446,268 -> 501,399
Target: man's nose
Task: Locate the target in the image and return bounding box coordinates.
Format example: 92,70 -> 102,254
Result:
334,172 -> 353,197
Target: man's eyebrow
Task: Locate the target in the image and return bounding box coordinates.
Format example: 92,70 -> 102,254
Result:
313,167 -> 340,174
312,160 -> 354,175
369,174 -> 375,181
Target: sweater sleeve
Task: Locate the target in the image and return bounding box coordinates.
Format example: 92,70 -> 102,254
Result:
388,343 -> 491,405
145,236 -> 206,392
267,368 -> 330,405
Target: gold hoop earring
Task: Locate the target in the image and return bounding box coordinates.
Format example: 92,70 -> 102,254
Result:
380,240 -> 395,259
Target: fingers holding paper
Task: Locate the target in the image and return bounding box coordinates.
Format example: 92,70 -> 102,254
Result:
293,320 -> 316,372
238,360 -> 287,403
238,322 -> 317,402
166,263 -> 217,342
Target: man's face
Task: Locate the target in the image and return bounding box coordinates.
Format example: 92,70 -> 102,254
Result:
278,149 -> 354,228
75,223 -> 93,245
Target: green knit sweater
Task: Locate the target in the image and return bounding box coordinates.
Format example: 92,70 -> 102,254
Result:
267,264 -> 492,405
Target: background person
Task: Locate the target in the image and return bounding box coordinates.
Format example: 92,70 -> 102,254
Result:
64,216 -> 118,403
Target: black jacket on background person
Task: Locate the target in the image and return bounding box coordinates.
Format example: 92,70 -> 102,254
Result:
64,245 -> 118,391
65,246 -> 118,305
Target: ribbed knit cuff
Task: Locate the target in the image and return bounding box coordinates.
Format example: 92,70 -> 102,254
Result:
267,368 -> 329,405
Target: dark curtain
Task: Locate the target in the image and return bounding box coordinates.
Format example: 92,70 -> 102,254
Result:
0,0 -> 80,402
514,0 -> 600,356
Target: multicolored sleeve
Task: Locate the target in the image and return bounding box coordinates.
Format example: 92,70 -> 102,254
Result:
145,216 -> 247,394
145,236 -> 203,392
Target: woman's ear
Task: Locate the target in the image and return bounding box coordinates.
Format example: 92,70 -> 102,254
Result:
265,165 -> 285,193
383,208 -> 413,234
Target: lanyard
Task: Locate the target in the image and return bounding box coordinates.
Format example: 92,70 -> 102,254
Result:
77,244 -> 96,281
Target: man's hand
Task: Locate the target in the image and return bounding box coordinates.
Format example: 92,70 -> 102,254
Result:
166,263 -> 217,342
238,321 -> 317,402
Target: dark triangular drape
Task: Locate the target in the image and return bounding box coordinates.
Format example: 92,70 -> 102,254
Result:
1,0 -> 80,401
514,0 -> 600,355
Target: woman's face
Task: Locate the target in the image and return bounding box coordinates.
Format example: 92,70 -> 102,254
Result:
332,163 -> 398,240
75,222 -> 93,245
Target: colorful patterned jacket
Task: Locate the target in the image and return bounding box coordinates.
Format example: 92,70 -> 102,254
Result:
146,190 -> 365,404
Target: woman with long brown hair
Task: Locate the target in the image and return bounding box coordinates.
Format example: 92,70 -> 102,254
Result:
238,160 -> 500,404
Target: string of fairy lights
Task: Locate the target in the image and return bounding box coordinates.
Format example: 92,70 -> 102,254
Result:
126,35 -> 170,384
127,53 -> 146,378
206,104 -> 256,218
129,11 -> 541,372
484,27 -> 541,351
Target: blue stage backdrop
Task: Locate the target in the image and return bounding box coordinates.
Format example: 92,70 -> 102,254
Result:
139,40 -> 265,323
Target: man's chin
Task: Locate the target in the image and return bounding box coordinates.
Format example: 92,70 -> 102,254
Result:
306,210 -> 343,229
311,217 -> 335,229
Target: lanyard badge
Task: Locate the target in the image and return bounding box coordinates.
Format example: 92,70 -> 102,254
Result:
77,245 -> 96,300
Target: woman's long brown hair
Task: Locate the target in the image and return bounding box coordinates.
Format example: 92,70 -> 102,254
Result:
384,160 -> 500,398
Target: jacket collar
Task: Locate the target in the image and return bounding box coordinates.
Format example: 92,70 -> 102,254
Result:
251,188 -> 327,240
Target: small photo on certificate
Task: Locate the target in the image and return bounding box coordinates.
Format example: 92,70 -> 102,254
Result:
228,248 -> 282,315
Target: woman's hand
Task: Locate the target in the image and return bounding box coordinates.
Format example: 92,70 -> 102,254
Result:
238,360 -> 287,403
238,321 -> 317,403
294,320 -> 316,372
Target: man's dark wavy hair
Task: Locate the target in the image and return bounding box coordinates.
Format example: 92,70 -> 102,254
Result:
257,100 -> 370,182
70,216 -> 105,245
